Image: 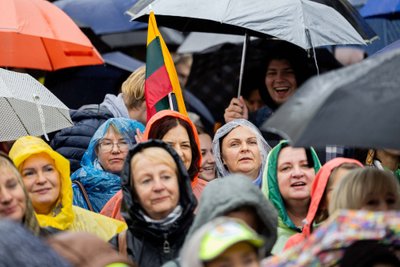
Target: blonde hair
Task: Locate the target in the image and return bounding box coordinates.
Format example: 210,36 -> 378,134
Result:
329,167 -> 400,214
131,147 -> 178,178
121,66 -> 145,109
0,154 -> 40,235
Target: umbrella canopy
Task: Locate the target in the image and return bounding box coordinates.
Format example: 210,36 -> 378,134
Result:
262,210 -> 400,267
128,0 -> 368,49
177,32 -> 248,54
0,68 -> 73,141
360,0 -> 400,18
0,0 -> 103,71
261,48 -> 400,150
54,0 -> 145,35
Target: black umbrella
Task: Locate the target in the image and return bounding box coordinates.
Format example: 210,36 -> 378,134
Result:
261,48 -> 400,150
186,40 -> 342,123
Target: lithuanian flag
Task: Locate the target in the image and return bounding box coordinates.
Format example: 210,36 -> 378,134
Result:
145,11 -> 187,121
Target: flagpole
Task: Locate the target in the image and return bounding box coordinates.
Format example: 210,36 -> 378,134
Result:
168,92 -> 174,110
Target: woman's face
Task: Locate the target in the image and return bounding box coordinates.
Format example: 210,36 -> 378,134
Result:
265,59 -> 297,105
21,153 -> 61,214
361,191 -> 399,212
97,127 -> 130,174
221,126 -> 262,179
277,147 -> 315,203
0,166 -> 26,222
162,124 -> 192,170
132,155 -> 180,220
199,133 -> 216,181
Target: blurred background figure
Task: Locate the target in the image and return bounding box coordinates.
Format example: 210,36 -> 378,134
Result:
243,87 -> 265,113
196,126 -> 216,182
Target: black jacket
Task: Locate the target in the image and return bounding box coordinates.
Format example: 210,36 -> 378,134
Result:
50,106 -> 113,172
110,140 -> 197,267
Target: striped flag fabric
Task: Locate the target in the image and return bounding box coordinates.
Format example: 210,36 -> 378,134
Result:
145,11 -> 187,121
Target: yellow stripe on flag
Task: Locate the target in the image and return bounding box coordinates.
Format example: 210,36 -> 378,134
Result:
147,11 -> 188,116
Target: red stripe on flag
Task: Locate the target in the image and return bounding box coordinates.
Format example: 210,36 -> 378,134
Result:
145,65 -> 172,120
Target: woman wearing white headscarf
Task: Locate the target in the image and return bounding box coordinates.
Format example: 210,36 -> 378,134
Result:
212,119 -> 271,187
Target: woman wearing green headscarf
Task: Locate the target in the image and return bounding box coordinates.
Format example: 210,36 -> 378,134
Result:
262,140 -> 321,254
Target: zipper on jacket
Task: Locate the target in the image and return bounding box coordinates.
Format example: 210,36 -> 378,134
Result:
163,233 -> 170,254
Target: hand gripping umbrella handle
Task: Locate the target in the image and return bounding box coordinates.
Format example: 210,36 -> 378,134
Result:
33,94 -> 49,141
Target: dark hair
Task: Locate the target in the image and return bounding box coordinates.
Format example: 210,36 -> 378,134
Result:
258,41 -> 316,110
147,116 -> 200,181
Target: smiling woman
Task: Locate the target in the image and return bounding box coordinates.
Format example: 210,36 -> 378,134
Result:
9,136 -> 127,241
261,140 -> 321,254
0,152 -> 40,235
110,140 -> 196,267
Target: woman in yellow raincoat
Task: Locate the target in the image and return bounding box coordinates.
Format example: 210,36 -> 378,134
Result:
9,136 -> 127,241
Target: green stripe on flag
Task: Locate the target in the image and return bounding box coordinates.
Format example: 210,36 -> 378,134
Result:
155,95 -> 170,112
146,37 -> 165,79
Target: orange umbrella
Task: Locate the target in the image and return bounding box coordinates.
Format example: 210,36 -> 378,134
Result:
0,0 -> 103,71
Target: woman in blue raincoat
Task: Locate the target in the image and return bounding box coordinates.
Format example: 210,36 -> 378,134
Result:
71,118 -> 144,212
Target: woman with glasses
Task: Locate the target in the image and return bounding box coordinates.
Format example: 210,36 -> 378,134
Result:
70,118 -> 144,212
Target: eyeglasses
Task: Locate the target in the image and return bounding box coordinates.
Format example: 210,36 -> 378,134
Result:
98,140 -> 130,152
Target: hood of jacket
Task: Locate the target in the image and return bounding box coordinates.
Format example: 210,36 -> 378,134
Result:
9,136 -> 75,230
143,110 -> 201,186
261,140 -> 321,231
121,139 -> 197,237
185,174 -> 278,256
212,119 -> 271,178
302,157 -> 363,236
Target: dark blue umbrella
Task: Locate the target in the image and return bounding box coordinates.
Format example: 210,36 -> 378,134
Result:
360,0 -> 400,18
54,0 -> 146,35
356,0 -> 400,56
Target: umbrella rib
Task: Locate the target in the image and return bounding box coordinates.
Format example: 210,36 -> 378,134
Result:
4,98 -> 29,136
55,107 -> 73,125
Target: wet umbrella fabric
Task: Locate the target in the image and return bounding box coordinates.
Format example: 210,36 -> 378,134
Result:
0,68 -> 73,141
261,48 -> 400,150
129,0 -> 367,49
0,0 -> 103,71
54,0 -> 146,35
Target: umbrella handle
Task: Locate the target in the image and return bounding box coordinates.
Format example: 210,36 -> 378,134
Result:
33,94 -> 49,141
237,33 -> 249,98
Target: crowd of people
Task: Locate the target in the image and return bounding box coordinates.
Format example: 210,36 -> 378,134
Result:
0,39 -> 400,267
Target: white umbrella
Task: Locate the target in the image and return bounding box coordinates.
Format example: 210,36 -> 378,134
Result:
0,68 -> 73,141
